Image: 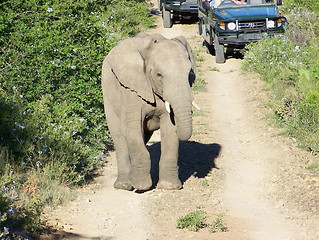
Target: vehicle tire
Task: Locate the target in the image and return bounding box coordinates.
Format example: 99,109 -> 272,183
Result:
204,40 -> 213,54
214,33 -> 225,64
202,21 -> 206,37
198,20 -> 203,35
163,8 -> 172,28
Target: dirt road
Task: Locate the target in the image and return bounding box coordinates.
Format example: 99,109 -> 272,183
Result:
42,6 -> 319,240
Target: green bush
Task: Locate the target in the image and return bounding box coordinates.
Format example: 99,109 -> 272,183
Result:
243,5 -> 319,156
177,211 -> 228,233
0,0 -> 153,236
177,210 -> 208,232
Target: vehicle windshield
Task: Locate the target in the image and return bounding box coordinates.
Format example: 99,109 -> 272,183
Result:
219,0 -> 274,7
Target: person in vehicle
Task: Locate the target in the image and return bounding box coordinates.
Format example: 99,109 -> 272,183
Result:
218,0 -> 247,6
232,0 -> 247,4
201,0 -> 222,9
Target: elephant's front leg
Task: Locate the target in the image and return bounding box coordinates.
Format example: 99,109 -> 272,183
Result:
124,108 -> 152,191
157,113 -> 182,190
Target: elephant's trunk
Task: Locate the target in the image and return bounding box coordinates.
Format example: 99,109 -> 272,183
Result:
174,106 -> 192,141
170,94 -> 193,141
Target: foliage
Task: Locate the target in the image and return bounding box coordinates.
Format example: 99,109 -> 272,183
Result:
201,178 -> 209,187
0,171 -> 42,237
243,5 -> 319,156
193,48 -> 207,92
293,0 -> 319,13
210,214 -> 228,233
177,210 -> 208,232
0,0 -> 154,236
208,66 -> 220,72
177,211 -> 228,233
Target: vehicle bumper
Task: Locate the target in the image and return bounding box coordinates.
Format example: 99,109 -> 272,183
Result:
218,30 -> 285,46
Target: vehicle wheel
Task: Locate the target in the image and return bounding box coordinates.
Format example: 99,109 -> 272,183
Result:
202,21 -> 206,37
202,40 -> 212,54
163,8 -> 172,28
214,33 -> 225,64
198,20 -> 203,35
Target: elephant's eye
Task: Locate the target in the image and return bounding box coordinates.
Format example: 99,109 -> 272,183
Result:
156,72 -> 163,78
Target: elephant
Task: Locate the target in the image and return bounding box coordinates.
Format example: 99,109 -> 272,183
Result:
101,33 -> 196,191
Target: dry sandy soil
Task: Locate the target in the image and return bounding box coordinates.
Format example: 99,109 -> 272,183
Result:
42,4 -> 319,240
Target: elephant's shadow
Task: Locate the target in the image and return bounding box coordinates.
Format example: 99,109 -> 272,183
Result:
147,141 -> 221,187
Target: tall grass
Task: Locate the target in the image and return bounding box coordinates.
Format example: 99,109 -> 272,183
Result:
243,4 -> 319,159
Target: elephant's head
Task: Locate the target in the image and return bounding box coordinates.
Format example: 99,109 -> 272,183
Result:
108,33 -> 196,141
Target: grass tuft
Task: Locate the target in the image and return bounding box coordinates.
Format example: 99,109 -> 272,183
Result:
210,214 -> 228,233
177,210 -> 208,232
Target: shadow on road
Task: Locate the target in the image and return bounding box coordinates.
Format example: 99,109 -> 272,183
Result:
147,141 -> 221,187
39,230 -> 114,240
203,40 -> 244,61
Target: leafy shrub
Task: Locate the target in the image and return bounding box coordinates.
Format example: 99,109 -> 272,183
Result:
177,211 -> 228,233
177,210 -> 208,232
0,0 -> 154,236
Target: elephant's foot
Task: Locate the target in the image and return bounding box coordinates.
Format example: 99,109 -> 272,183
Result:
157,178 -> 182,190
129,172 -> 152,191
114,178 -> 134,191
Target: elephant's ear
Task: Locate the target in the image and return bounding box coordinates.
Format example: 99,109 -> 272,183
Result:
107,37 -> 155,103
172,36 -> 196,74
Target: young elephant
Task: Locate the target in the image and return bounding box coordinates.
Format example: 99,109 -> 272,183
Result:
101,33 -> 196,191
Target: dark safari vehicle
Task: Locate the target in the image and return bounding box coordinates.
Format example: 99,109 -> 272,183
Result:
159,0 -> 198,28
198,0 -> 287,63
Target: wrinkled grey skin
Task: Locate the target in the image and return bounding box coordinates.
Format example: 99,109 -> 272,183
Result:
101,33 -> 196,191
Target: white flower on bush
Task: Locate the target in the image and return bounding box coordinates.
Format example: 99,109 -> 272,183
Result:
17,124 -> 25,129
15,122 -> 26,129
47,8 -> 53,13
3,227 -> 9,235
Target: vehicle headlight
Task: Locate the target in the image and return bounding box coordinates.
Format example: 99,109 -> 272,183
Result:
219,22 -> 226,30
267,20 -> 275,28
227,22 -> 236,30
277,18 -> 283,27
